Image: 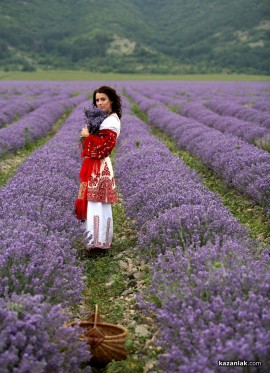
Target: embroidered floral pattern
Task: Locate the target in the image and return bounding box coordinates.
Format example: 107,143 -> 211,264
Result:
82,130 -> 117,159
86,215 -> 112,249
87,159 -> 117,203
102,163 -> 111,176
76,124 -> 119,221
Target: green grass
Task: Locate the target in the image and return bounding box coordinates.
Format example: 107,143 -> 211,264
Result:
79,154 -> 158,372
82,197 -> 137,322
255,137 -> 270,153
0,69 -> 270,81
131,103 -> 270,247
81,199 -> 151,373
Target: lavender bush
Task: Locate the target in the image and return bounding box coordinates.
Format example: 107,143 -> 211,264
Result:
115,114 -> 250,257
114,110 -> 270,372
0,217 -> 82,306
0,81 -> 110,370
180,102 -> 270,145
0,95 -> 99,370
0,102 -> 90,305
0,294 -> 91,373
0,83 -> 81,127
0,93 -> 87,155
206,99 -> 270,129
0,94 -> 67,128
253,100 -> 270,114
138,204 -> 247,256
141,240 -> 270,373
144,104 -> 270,212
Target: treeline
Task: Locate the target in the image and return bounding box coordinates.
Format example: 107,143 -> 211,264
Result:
0,0 -> 269,74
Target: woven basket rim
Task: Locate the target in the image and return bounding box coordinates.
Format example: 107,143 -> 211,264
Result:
67,305 -> 129,364
79,320 -> 128,332
68,320 -> 127,332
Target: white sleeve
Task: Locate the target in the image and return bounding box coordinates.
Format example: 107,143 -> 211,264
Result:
100,114 -> 121,136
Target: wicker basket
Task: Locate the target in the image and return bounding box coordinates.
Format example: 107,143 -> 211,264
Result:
67,305 -> 128,366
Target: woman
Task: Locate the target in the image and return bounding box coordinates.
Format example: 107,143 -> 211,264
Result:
75,86 -> 122,253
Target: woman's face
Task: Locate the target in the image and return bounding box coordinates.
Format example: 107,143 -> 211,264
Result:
95,92 -> 112,113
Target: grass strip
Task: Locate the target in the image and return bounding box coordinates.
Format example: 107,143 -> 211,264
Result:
1,70 -> 270,81
82,197 -> 137,323
79,151 -> 159,373
132,103 -> 270,247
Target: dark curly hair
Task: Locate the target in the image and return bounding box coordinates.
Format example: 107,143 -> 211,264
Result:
92,86 -> 122,119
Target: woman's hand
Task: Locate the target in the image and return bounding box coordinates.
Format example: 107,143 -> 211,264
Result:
81,125 -> 89,138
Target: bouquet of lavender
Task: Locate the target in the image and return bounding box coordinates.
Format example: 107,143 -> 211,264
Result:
83,105 -> 108,135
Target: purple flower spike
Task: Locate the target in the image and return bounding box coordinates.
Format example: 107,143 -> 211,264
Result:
0,294 -> 91,373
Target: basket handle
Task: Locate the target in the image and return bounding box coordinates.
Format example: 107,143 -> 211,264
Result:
94,304 -> 99,328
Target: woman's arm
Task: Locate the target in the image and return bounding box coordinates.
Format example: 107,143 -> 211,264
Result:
81,129 -> 117,159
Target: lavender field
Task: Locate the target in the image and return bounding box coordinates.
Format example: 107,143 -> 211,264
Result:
0,80 -> 270,372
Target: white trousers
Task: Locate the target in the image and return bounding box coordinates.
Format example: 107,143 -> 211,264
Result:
84,201 -> 113,249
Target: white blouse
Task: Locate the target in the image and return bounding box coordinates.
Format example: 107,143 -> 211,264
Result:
100,113 -> 121,138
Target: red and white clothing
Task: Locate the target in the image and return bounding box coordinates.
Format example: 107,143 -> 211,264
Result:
75,113 -> 120,249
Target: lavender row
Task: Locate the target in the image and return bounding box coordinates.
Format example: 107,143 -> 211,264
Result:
0,100 -> 94,371
253,100 -> 270,114
0,83 -> 68,110
142,240 -> 270,373
0,96 -> 51,128
0,93 -> 87,155
0,85 -> 45,107
0,294 -> 91,373
0,81 -> 87,98
127,81 -> 270,111
127,89 -> 270,211
114,113 -> 270,372
115,114 -> 249,248
0,90 -> 75,128
180,101 -> 270,145
150,105 -> 270,211
125,81 -> 270,113
206,99 -> 270,129
0,100 -> 89,304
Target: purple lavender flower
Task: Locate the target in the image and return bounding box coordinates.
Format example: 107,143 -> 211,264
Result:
83,105 -> 108,134
143,103 -> 270,211
0,294 -> 91,373
115,110 -> 270,373
207,99 -> 270,129
180,102 -> 270,145
0,93 -> 88,155
0,103 -> 91,306
0,91 -> 99,371
141,241 -> 270,373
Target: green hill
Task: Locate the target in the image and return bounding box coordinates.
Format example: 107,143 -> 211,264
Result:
0,0 -> 269,74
